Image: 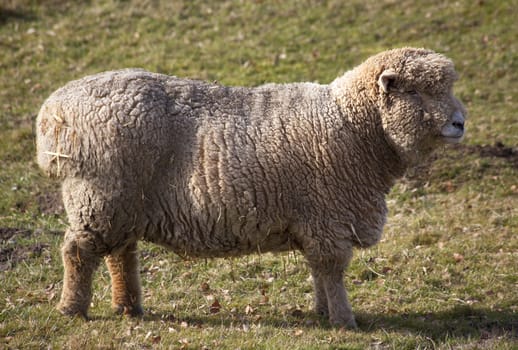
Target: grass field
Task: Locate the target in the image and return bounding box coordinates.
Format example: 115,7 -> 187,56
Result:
0,0 -> 517,349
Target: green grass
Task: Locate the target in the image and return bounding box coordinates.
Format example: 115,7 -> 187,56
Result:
1,0 -> 517,348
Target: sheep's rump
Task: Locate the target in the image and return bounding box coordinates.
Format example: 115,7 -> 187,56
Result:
36,69 -> 342,256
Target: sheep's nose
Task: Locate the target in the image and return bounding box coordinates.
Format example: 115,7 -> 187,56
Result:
452,120 -> 464,131
451,110 -> 465,131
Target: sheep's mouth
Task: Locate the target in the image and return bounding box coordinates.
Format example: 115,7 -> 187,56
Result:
441,123 -> 464,143
442,135 -> 464,144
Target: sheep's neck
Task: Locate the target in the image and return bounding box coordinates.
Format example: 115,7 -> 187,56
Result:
327,89 -> 407,193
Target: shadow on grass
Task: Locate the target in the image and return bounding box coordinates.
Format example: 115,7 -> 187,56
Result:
0,8 -> 35,26
89,304 -> 517,342
357,305 -> 517,340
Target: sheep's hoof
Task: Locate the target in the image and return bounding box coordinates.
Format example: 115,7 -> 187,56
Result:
345,317 -> 358,329
330,315 -> 358,329
57,304 -> 89,320
113,304 -> 144,317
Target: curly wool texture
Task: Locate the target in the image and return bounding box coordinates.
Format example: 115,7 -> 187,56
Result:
37,70 -> 392,254
36,47 -> 465,326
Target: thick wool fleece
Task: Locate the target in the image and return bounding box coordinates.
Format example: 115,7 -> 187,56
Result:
36,47 -> 465,326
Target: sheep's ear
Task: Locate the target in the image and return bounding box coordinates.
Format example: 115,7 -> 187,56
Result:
378,69 -> 398,93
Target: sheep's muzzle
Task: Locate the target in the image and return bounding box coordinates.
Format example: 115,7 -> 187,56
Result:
441,110 -> 465,143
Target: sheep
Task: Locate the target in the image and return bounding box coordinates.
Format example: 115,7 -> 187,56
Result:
36,47 -> 466,328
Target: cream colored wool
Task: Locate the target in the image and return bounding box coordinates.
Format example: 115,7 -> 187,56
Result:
36,47 -> 465,327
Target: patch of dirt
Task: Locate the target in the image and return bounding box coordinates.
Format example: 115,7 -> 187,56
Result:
0,227 -> 61,271
0,242 -> 49,271
0,227 -> 50,271
404,141 -> 518,185
460,141 -> 518,167
0,227 -> 31,241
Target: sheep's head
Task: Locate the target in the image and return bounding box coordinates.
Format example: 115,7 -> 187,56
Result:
373,48 -> 466,165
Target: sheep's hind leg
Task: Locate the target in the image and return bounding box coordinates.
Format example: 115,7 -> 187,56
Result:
57,229 -> 103,319
105,241 -> 143,317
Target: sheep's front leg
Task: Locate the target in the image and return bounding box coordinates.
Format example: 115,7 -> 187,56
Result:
311,269 -> 329,316
57,229 -> 102,318
306,241 -> 357,328
317,265 -> 357,328
105,241 -> 143,316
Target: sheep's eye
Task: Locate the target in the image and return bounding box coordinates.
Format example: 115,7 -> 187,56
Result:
407,90 -> 419,96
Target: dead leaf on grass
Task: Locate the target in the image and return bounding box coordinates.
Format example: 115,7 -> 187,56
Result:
453,253 -> 464,262
179,338 -> 189,349
209,299 -> 221,314
200,282 -> 210,293
259,294 -> 269,305
381,266 -> 392,274
291,308 -> 304,318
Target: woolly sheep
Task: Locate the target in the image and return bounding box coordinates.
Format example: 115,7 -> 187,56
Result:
36,47 -> 465,328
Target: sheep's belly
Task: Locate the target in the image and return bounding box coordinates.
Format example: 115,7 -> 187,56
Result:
143,224 -> 296,258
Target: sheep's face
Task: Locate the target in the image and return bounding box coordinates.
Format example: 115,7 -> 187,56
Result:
376,49 -> 466,164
